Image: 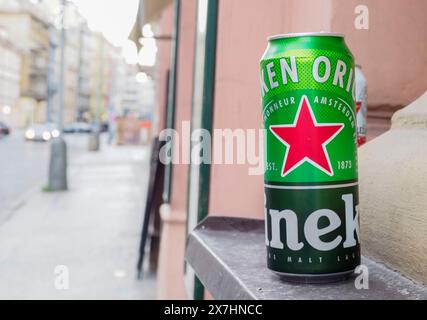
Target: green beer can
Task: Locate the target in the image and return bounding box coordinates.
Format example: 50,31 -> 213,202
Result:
260,32 -> 360,283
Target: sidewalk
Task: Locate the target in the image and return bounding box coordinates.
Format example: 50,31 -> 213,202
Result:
0,141 -> 155,299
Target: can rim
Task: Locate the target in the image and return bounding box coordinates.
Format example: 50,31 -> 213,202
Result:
268,32 -> 344,41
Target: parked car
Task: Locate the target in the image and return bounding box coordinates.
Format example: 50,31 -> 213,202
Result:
25,123 -> 60,142
0,122 -> 10,136
63,122 -> 92,133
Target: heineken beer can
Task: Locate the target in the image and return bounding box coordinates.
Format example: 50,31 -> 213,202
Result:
260,32 -> 360,283
355,65 -> 367,146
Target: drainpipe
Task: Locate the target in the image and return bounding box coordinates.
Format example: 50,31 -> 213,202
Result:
185,0 -> 219,300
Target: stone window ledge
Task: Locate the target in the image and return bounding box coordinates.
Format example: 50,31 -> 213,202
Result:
185,217 -> 427,300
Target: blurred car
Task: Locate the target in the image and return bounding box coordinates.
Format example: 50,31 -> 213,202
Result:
0,122 -> 10,136
25,123 -> 60,142
63,122 -> 92,133
90,122 -> 109,133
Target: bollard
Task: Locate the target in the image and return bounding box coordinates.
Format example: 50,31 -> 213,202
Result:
88,131 -> 100,151
48,136 -> 67,191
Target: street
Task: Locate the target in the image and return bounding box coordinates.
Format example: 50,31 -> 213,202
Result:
0,132 -> 89,223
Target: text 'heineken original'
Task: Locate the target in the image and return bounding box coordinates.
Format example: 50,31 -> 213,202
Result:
260,32 -> 360,283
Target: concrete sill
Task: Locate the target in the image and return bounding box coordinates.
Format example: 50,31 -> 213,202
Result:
185,217 -> 427,300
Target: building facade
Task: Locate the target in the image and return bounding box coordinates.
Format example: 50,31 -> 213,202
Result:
89,32 -> 110,122
0,0 -> 139,128
0,25 -> 21,127
0,0 -> 50,127
76,21 -> 91,121
118,64 -> 154,119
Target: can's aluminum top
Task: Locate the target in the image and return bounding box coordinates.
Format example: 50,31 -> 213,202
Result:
268,32 -> 344,41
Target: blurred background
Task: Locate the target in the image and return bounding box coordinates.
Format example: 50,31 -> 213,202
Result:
0,0 -> 156,299
0,0 -> 155,142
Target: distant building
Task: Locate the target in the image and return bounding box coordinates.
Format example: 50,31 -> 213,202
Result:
89,32 -> 121,123
107,46 -> 126,117
90,36 -> 154,124
138,75 -> 155,119
0,25 -> 21,127
75,22 -> 91,121
0,0 -> 142,127
61,0 -> 86,124
62,22 -> 79,123
43,0 -> 94,123
120,64 -> 154,119
0,0 -> 51,127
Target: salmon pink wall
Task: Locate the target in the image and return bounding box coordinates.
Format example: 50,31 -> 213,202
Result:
156,0 -> 197,300
208,0 -> 333,218
208,0 -> 427,219
155,0 -> 427,298
331,0 -> 427,106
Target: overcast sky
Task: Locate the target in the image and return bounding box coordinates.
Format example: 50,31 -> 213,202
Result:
70,0 -> 139,46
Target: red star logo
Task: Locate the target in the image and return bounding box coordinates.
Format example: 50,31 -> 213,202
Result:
270,96 -> 344,177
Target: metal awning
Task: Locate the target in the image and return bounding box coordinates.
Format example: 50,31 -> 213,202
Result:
128,0 -> 173,50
